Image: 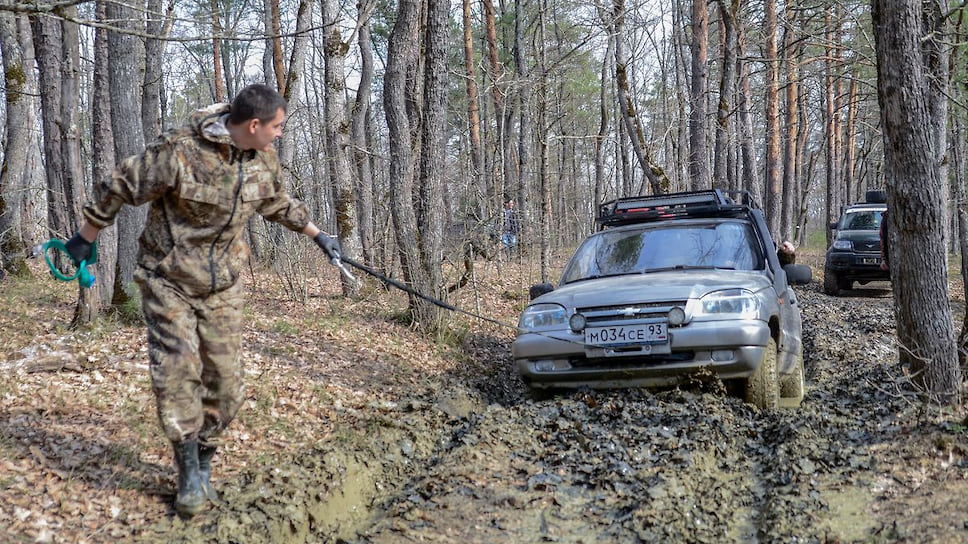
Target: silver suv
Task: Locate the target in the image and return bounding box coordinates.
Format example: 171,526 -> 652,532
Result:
512,190 -> 812,409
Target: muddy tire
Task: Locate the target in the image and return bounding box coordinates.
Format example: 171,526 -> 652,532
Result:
745,338 -> 779,410
823,268 -> 841,296
779,352 -> 805,407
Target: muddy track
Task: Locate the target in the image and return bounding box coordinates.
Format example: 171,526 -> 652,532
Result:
153,281 -> 968,543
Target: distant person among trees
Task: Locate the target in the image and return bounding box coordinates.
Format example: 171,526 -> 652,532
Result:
58,84 -> 341,518
502,198 -> 521,257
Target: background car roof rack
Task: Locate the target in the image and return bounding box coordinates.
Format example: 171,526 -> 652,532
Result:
597,189 -> 758,228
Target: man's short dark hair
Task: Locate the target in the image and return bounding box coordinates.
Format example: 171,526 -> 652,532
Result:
229,84 -> 287,125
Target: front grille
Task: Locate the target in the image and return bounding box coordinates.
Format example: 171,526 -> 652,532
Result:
854,240 -> 880,253
570,352 -> 695,368
580,301 -> 686,324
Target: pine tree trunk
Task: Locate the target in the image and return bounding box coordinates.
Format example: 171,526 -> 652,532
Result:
872,0 -> 960,398
763,0 -> 781,235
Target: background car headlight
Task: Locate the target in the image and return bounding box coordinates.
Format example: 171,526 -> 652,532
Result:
695,289 -> 759,319
833,240 -> 852,250
518,303 -> 568,330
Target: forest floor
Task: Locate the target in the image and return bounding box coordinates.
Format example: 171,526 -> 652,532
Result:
2,248 -> 968,543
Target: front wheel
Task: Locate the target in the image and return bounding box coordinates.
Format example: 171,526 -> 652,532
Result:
823,267 -> 841,296
745,338 -> 779,410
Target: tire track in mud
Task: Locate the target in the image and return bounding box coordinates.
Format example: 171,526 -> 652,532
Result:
354,284 -> 902,543
155,282 -> 955,543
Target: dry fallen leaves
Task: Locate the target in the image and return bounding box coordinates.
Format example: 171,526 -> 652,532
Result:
0,256 -> 535,543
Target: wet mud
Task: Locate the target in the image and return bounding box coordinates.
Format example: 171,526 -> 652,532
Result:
153,282 -> 968,543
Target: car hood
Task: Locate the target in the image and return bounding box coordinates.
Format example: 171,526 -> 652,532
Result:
541,271 -> 772,308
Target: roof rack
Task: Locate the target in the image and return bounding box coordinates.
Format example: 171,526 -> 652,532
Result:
597,189 -> 758,228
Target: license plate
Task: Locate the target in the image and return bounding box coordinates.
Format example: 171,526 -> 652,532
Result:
860,257 -> 880,265
584,323 -> 668,347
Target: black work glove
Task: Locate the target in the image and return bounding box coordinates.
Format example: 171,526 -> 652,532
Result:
314,233 -> 341,260
65,233 -> 94,265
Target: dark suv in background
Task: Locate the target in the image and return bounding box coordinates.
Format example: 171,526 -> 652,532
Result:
823,190 -> 889,296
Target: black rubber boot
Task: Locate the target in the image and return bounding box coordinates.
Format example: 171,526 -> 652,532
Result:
198,444 -> 219,501
173,440 -> 206,517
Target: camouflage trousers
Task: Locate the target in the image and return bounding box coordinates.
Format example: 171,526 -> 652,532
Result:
136,269 -> 245,446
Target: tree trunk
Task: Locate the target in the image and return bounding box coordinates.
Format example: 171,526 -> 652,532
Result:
713,0 -> 738,191
211,0 -> 224,101
843,78 -> 858,202
763,0 -> 781,235
352,4 -> 376,266
32,9 -> 90,325
780,7 -> 798,241
536,0 -> 551,281
414,0 -> 449,326
283,0 -> 312,104
612,0 -> 670,194
384,0 -> 424,320
824,11 -> 842,247
514,0 -> 531,227
594,33 -> 612,211
461,0 -> 484,190
88,1 -> 118,314
270,0 -> 286,94
872,0 -> 960,399
142,0 -> 170,138
737,23 -> 760,203
0,10 -> 33,279
323,0 -> 360,298
688,0 -> 709,189
482,0 -> 505,212
106,1 -> 147,313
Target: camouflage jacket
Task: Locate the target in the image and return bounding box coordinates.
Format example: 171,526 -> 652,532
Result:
82,103 -> 310,297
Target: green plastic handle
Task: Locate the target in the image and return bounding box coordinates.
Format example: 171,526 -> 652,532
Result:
43,239 -> 98,288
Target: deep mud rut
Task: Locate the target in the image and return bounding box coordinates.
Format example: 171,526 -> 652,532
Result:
155,282 -> 968,544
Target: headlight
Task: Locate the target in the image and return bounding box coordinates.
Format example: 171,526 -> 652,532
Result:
518,303 -> 568,330
695,289 -> 759,319
833,240 -> 852,250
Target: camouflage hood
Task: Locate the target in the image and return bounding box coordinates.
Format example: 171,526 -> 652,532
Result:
190,103 -> 234,146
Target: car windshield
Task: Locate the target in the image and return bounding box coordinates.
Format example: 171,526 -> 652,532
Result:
560,222 -> 764,284
841,210 -> 882,231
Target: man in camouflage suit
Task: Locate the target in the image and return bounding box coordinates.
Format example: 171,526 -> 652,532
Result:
62,84 -> 341,517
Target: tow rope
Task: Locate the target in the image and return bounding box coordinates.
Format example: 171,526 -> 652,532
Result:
333,255 -> 517,331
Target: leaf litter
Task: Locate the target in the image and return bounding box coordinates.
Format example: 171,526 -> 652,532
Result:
1,255 -> 968,543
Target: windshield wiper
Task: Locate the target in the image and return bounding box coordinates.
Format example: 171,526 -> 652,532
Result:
563,271 -> 641,284
643,264 -> 731,273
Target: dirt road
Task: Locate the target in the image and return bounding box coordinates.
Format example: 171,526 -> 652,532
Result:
3,265 -> 967,543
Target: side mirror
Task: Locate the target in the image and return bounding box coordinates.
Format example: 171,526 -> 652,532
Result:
829,221 -> 838,230
529,282 -> 555,300
783,264 -> 812,285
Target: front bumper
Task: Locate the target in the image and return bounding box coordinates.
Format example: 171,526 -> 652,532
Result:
513,320 -> 771,388
825,252 -> 890,281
